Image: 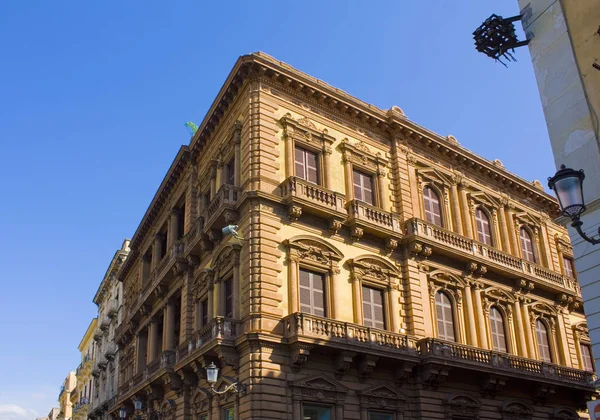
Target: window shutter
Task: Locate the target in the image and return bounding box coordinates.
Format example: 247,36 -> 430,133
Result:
362,286 -> 385,329
423,187 -> 442,226
489,307 -> 507,352
306,150 -> 319,184
299,269 -> 326,316
295,146 -> 306,180
353,170 -> 374,205
224,279 -> 233,318
520,228 -> 536,262
581,344 -> 594,371
535,320 -> 552,362
435,291 -> 455,341
475,208 -> 493,245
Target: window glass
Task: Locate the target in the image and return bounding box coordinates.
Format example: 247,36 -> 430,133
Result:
226,159 -> 235,185
435,291 -> 455,341
224,279 -> 233,318
489,306 -> 507,352
295,146 -> 319,184
581,344 -> 594,372
563,257 -> 575,278
299,269 -> 326,317
519,228 -> 536,262
475,208 -> 493,245
535,320 -> 552,362
201,299 -> 208,326
362,286 -> 385,329
303,404 -> 332,420
353,169 -> 374,205
223,406 -> 234,420
369,412 -> 393,420
423,187 -> 442,226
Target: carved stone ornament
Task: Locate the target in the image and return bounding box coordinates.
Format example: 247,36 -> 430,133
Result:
284,237 -> 343,273
213,244 -> 241,279
385,238 -> 398,253
358,383 -> 406,413
289,375 -> 348,404
499,401 -> 533,420
340,138 -> 388,172
334,351 -> 355,379
549,408 -> 580,420
445,394 -> 481,420
328,219 -> 343,235
288,205 -> 303,222
290,343 -> 312,373
280,113 -> 335,151
357,355 -> 379,382
351,226 -> 364,242
192,269 -> 215,300
348,256 -> 400,286
410,241 -> 432,258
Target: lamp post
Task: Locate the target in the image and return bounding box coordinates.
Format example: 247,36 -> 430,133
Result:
205,362 -> 245,394
548,165 -> 600,245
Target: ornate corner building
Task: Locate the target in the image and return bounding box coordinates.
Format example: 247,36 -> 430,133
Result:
110,53 -> 595,420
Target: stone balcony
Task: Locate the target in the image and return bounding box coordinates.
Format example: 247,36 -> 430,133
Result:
280,176 -> 347,224
404,218 -> 579,295
345,199 -> 402,240
176,316 -> 240,366
118,350 -> 178,402
203,184 -> 240,234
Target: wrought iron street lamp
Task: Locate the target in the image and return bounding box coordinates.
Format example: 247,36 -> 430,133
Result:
205,362 -> 245,395
548,165 -> 600,245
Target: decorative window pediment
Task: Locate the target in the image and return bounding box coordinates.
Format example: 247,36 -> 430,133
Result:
428,270 -> 466,289
500,401 -> 533,420
416,167 -> 453,188
284,236 -> 343,273
445,394 -> 481,420
281,113 -> 335,152
555,233 -> 574,256
573,322 -> 590,342
513,211 -> 541,228
483,287 -> 515,304
357,384 -> 406,412
550,408 -> 580,420
469,190 -> 500,208
192,269 -> 215,300
191,389 -> 212,417
289,375 -> 347,404
213,244 -> 241,279
529,302 -> 557,318
340,138 -> 388,172
348,255 -> 401,287
218,121 -> 242,163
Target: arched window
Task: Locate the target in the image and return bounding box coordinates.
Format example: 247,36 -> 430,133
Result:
423,187 -> 442,226
489,306 -> 507,352
435,291 -> 455,341
519,228 -> 536,262
535,319 -> 552,362
475,208 -> 493,245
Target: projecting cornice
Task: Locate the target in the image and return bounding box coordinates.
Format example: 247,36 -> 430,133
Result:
189,52 -> 559,214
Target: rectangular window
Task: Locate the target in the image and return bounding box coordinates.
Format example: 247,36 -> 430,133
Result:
353,169 -> 374,205
295,146 -> 319,184
201,299 -> 209,326
563,257 -> 575,278
362,286 -> 385,330
369,412 -> 393,420
223,406 -> 234,420
226,159 -> 235,185
581,343 -> 594,372
177,206 -> 185,240
299,269 -> 326,317
303,404 -> 332,420
224,279 -> 233,318
200,416 -> 208,420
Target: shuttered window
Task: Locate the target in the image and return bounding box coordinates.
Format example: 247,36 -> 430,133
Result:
581,344 -> 594,372
353,169 -> 374,205
362,286 -> 385,330
563,257 -> 575,278
226,159 -> 235,185
423,187 -> 442,226
299,269 -> 326,317
435,291 -> 455,341
489,306 -> 507,352
475,208 -> 493,245
535,319 -> 552,362
224,279 -> 233,318
520,228 -> 536,262
295,146 -> 319,184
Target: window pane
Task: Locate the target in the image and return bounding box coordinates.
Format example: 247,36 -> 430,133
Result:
475,208 -> 493,245
224,279 -> 233,318
520,228 -> 536,262
563,257 -> 574,278
226,159 -> 235,185
489,307 -> 507,352
299,269 -> 326,317
224,407 -> 234,420
423,187 -> 442,226
295,146 -> 307,180
435,291 -> 455,341
306,149 -> 319,184
581,344 -> 594,372
303,404 -> 331,420
201,299 -> 208,326
353,169 -> 374,205
535,320 -> 552,362
363,286 -> 385,329
369,412 -> 393,420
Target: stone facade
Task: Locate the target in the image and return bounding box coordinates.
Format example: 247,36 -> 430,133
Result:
89,240 -> 130,420
58,371 -> 76,420
71,318 -> 97,420
110,53 -> 594,420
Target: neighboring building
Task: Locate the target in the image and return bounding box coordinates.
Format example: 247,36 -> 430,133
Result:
518,0 -> 600,371
89,239 -> 130,420
71,318 -> 97,420
47,407 -> 60,420
58,371 -> 76,420
111,53 -> 594,420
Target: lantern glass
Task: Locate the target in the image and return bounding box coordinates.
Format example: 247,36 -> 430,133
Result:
548,166 -> 586,219
119,408 -> 127,419
134,399 -> 143,411
206,362 -> 219,385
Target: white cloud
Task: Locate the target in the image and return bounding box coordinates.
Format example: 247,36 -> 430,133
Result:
0,404 -> 38,419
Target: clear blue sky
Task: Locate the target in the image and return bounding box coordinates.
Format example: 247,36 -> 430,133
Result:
0,1 -> 553,418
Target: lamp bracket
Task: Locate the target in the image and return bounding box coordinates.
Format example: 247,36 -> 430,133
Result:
572,219 -> 600,245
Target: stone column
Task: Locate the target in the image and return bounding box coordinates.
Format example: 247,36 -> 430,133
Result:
136,331 -> 147,371
147,319 -> 158,362
506,208 -> 519,256
450,183 -> 463,235
497,205 -> 511,253
234,130 -> 241,187
208,279 -> 214,320
209,160 -> 218,199
288,257 -> 299,313
459,184 -> 473,238
213,280 -> 222,317
473,286 -> 488,349
343,155 -> 354,201
557,310 -> 572,367
377,169 -> 389,211
233,248 -> 241,319
284,131 -> 294,179
323,148 -> 332,189
352,274 -> 363,324
549,321 -> 560,364
292,398 -> 301,420
463,282 -> 478,346
152,234 -> 162,269
513,298 -> 528,358
522,304 -> 536,359
168,209 -> 180,248
163,301 -> 176,351
388,285 -> 401,333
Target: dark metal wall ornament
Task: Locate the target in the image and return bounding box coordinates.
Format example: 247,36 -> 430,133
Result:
473,14 -> 530,66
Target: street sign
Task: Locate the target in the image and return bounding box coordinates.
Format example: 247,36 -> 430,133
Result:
587,399 -> 600,419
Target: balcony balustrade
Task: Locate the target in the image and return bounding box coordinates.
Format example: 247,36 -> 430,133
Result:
404,218 -> 578,293
202,184 -> 240,234
104,342 -> 117,361
345,199 -> 402,238
178,317 -> 239,364
418,338 -> 594,388
280,176 -> 347,220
